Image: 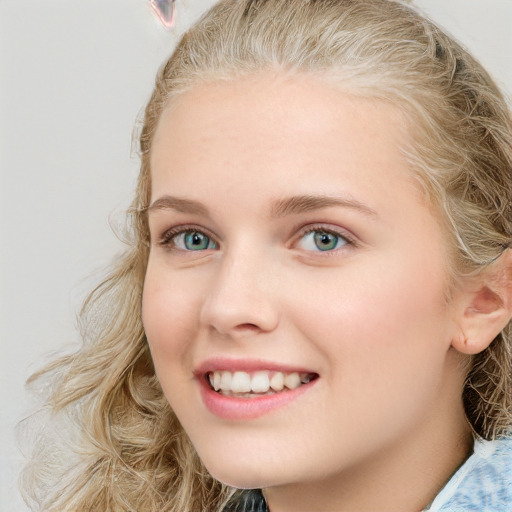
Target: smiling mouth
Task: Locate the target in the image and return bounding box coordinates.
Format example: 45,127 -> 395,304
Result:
206,370 -> 319,398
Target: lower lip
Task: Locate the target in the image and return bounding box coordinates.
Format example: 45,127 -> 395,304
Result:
199,377 -> 317,420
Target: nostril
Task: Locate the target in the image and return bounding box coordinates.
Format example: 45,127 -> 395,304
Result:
235,323 -> 260,332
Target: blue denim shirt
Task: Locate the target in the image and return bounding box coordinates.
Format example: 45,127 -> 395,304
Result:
426,438 -> 512,511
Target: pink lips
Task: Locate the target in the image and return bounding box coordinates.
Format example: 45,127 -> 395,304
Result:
195,358 -> 319,420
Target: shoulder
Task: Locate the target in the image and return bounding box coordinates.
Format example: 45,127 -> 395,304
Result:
428,438 -> 512,512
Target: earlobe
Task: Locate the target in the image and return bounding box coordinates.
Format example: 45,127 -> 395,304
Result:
452,249 -> 512,355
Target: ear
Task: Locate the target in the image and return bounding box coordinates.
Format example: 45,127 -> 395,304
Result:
452,248 -> 512,355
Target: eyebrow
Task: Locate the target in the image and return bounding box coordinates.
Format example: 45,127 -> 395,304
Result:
270,194 -> 378,218
148,196 -> 210,216
148,194 -> 378,218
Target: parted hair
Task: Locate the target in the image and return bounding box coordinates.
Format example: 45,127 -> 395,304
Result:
21,1 -> 512,510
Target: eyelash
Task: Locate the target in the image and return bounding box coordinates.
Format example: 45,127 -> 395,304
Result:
157,224 -> 356,253
294,225 -> 355,253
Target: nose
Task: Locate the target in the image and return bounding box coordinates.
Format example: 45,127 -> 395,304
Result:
199,248 -> 280,337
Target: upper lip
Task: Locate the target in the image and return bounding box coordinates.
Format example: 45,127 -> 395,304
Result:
194,357 -> 318,377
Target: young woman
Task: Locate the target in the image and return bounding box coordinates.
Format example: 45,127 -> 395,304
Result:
22,1 -> 512,511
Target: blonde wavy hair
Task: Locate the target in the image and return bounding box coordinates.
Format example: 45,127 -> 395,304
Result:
21,1 -> 512,510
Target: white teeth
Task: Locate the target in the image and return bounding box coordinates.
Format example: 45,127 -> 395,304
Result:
251,371 -> 270,393
220,371 -> 232,391
208,370 -> 315,395
213,372 -> 221,391
231,371 -> 252,393
269,371 -> 284,391
284,372 -> 301,390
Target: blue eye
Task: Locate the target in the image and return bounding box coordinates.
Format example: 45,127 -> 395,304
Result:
173,230 -> 217,251
298,230 -> 348,252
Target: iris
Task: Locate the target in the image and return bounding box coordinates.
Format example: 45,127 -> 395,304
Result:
182,231 -> 216,250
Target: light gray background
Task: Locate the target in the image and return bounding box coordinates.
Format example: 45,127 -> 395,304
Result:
1,1 -> 511,510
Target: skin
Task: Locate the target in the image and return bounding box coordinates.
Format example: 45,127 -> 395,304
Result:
142,73 -> 474,512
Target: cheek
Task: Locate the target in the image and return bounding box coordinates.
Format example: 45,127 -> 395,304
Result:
141,264 -> 200,374
289,253 -> 452,396
278,262 -> 454,460
296,258 -> 447,338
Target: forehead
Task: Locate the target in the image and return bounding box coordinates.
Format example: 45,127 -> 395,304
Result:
150,73 -> 415,195
155,73 -> 409,140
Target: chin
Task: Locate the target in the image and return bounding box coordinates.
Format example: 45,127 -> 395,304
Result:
201,454 -> 291,490
204,460 -> 268,488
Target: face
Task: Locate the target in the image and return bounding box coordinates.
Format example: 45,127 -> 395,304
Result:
142,74 -> 466,490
